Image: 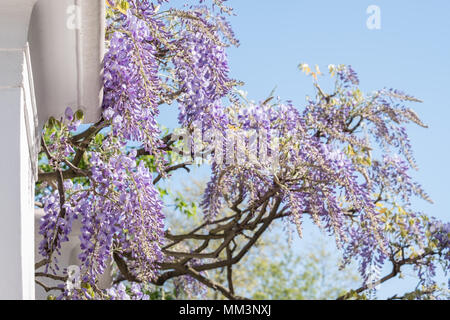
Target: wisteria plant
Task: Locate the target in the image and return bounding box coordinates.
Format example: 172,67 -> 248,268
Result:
34,0 -> 449,300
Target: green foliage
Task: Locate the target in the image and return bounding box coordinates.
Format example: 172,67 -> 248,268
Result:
173,192 -> 198,217
250,249 -> 355,300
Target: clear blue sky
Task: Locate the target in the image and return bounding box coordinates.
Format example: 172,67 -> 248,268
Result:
158,0 -> 450,298
223,0 -> 450,223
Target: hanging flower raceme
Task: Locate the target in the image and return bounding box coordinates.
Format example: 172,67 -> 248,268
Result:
173,10 -> 232,128
72,149 -> 164,284
39,129 -> 165,288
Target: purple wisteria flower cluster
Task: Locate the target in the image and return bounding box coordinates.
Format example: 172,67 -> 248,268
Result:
173,19 -> 231,127
103,5 -> 161,153
198,64 -> 449,293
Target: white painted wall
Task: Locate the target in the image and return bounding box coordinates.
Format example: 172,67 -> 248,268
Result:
29,0 -> 104,129
0,47 -> 38,300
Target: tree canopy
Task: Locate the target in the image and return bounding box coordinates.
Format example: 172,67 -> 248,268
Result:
35,0 -> 449,300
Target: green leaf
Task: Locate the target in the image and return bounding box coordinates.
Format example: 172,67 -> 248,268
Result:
75,109 -> 84,121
